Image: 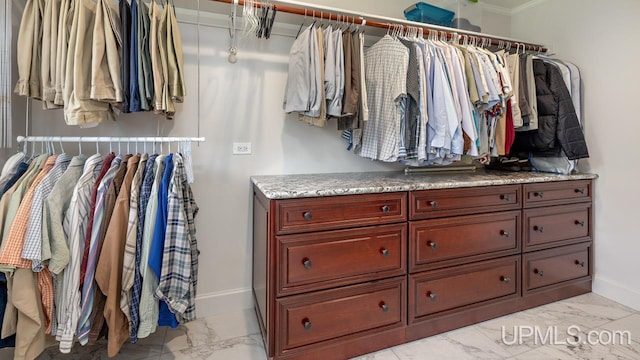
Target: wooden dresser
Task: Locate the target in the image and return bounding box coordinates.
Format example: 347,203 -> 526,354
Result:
251,171 -> 596,360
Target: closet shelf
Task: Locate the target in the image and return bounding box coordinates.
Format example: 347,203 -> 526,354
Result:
16,136 -> 206,143
208,0 -> 547,52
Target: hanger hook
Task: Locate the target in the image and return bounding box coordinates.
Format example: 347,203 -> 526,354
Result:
78,137 -> 83,154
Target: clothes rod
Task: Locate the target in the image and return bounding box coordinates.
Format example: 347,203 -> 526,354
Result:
17,136 -> 206,143
211,0 -> 547,52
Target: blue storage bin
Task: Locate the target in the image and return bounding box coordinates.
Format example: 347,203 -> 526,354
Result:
404,2 -> 455,27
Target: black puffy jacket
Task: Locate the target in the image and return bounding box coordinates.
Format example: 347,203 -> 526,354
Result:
511,59 -> 589,160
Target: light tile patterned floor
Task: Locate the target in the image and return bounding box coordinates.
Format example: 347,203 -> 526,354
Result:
0,293 -> 636,359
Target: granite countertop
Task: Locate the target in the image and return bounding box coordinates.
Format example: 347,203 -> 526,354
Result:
251,169 -> 598,199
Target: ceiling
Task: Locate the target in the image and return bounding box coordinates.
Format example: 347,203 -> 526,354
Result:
480,0 -> 535,10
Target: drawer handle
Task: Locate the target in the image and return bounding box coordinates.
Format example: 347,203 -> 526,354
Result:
575,188 -> 585,194
500,230 -> 510,238
380,248 -> 390,257
302,258 -> 312,269
501,276 -> 511,284
500,194 -> 511,201
302,318 -> 311,330
429,201 -> 438,208
427,291 -> 437,301
534,268 -> 544,277
575,260 -> 585,268
427,241 -> 438,249
575,220 -> 585,227
303,212 -> 312,221
379,302 -> 389,312
381,205 -> 390,213
533,192 -> 544,198
533,225 -> 544,233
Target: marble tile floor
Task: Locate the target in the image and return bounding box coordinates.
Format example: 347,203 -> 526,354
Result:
0,293 -> 637,359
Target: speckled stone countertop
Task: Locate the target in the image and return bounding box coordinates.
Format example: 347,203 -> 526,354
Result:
251,170 -> 598,199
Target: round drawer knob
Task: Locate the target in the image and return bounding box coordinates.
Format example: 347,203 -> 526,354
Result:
501,276 -> 511,284
533,225 -> 544,233
575,220 -> 585,227
303,212 -> 312,221
302,258 -> 312,269
427,292 -> 437,301
500,230 -> 510,238
429,201 -> 438,208
381,205 -> 390,213
534,269 -> 544,277
500,194 -> 510,201
302,318 -> 311,330
427,241 -> 437,249
380,248 -> 390,257
380,302 -> 389,312
575,260 -> 585,268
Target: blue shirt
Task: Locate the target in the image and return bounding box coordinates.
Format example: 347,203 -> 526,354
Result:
1,162 -> 29,195
149,154 -> 178,327
129,0 -> 142,112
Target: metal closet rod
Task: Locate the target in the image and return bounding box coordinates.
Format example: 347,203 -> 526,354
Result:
17,136 -> 206,143
212,0 -> 547,52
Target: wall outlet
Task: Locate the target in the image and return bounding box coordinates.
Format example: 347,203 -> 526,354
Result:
232,142 -> 252,155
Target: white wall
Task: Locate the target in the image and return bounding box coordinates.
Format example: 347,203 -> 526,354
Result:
512,0 -> 640,310
13,0 -> 511,317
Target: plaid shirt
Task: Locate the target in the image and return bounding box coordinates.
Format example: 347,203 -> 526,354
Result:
129,154 -> 157,342
22,154 -> 72,272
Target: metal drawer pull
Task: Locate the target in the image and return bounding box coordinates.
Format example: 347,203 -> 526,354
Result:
302,318 -> 311,330
500,230 -> 510,238
303,212 -> 312,221
427,241 -> 438,249
427,291 -> 437,300
381,205 -> 390,213
429,201 -> 438,208
501,276 -> 511,284
534,269 -> 544,277
533,225 -> 544,233
302,258 -> 312,269
380,248 -> 390,257
380,302 -> 389,312
500,194 -> 511,201
533,192 -> 544,198
575,260 -> 585,268
575,188 -> 585,194
575,220 -> 585,227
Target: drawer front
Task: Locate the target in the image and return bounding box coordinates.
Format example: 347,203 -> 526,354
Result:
524,243 -> 590,290
524,203 -> 591,250
409,256 -> 519,319
276,193 -> 407,235
410,211 -> 520,271
277,224 -> 406,295
277,277 -> 405,351
523,180 -> 592,208
410,185 -> 520,220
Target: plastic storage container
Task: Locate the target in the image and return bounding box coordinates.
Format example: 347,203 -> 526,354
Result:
404,2 -> 455,27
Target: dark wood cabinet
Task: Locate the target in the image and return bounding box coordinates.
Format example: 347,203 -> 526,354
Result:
253,178 -> 594,359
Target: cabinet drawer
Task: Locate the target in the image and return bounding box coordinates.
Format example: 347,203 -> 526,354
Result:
409,256 -> 519,320
410,211 -> 520,272
277,277 -> 405,352
410,185 -> 520,220
524,243 -> 590,291
524,203 -> 591,251
276,193 -> 407,235
523,180 -> 591,208
277,224 -> 406,296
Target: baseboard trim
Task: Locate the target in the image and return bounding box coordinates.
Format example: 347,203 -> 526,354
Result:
195,287 -> 254,318
593,275 -> 640,311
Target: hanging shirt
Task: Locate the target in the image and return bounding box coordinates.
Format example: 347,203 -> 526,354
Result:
14,0 -> 44,99
41,0 -> 63,108
298,27 -> 327,126
283,24 -> 316,114
137,0 -> 153,111
130,153 -> 158,343
120,0 -> 132,113
149,2 -> 164,113
166,5 -> 186,104
96,154 -> 140,357
129,0 -> 142,112
149,154 -> 178,328
91,0 -> 123,104
357,35 -> 408,162
1,161 -> 28,197
137,154 -> 166,338
54,0 -> 72,105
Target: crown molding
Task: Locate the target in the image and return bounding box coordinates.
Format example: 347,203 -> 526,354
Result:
511,0 -> 550,15
480,3 -> 512,16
